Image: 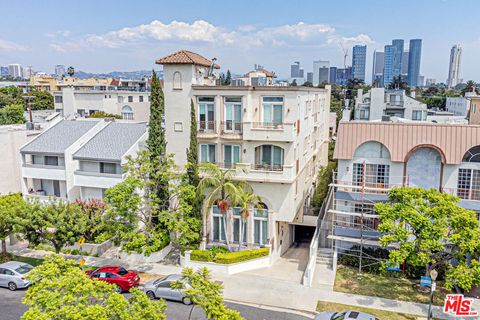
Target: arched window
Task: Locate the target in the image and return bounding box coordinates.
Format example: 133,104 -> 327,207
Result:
121,105 -> 133,120
462,146 -> 480,162
353,141 -> 390,160
173,71 -> 182,89
406,147 -> 442,189
254,145 -> 284,171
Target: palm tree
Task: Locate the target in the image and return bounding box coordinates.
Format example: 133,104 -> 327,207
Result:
231,188 -> 262,251
197,163 -> 252,251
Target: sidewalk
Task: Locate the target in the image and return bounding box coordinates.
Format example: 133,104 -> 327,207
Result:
8,243 -> 478,320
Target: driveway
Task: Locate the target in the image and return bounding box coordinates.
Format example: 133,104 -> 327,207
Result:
242,242 -> 309,284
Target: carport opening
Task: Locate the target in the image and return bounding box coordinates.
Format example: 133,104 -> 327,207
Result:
293,225 -> 315,245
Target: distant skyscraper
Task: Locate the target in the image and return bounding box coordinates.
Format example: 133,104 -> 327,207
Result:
407,39 -> 422,87
329,67 -> 338,84
0,66 -> 8,77
22,66 -> 33,79
313,60 -> 330,85
306,72 -> 313,83
336,67 -> 352,85
8,64 -> 22,79
401,51 -> 409,76
383,45 -> 395,86
372,50 -> 384,86
425,78 -> 436,86
392,39 -> 404,78
447,45 -> 462,88
55,65 -> 66,78
352,45 -> 367,81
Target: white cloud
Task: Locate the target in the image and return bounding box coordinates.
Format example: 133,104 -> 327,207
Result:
45,30 -> 71,38
50,19 -> 373,53
0,39 -> 27,51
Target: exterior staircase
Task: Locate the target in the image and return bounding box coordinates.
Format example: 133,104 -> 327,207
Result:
312,247 -> 336,290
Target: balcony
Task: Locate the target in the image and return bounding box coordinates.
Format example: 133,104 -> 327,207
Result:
251,163 -> 284,172
243,122 -> 295,142
198,121 -> 217,139
443,188 -> 480,201
203,162 -> 294,183
74,170 -> 123,189
24,192 -> 67,203
220,121 -> 242,139
22,162 -> 66,181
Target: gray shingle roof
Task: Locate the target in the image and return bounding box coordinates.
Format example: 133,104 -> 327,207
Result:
73,122 -> 147,162
20,120 -> 99,155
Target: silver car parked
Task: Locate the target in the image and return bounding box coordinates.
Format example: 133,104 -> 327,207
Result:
315,310 -> 379,320
0,261 -> 34,291
143,274 -> 192,305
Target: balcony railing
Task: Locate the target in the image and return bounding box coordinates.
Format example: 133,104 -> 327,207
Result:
220,121 -> 242,134
332,172 -> 406,194
443,188 -> 480,201
252,163 -> 284,172
251,122 -> 284,129
198,121 -> 216,133
23,161 -> 65,169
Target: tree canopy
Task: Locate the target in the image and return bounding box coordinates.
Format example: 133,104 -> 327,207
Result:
376,187 -> 480,291
22,254 -> 166,320
0,193 -> 25,256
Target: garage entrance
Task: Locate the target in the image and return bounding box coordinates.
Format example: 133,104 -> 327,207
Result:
294,225 -> 315,244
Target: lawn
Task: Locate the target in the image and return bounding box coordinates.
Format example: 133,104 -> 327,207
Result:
334,265 -> 450,306
316,301 -> 420,320
1,254 -> 44,267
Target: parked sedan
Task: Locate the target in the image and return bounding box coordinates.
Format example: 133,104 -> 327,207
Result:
0,261 -> 34,291
86,266 -> 140,293
315,310 -> 379,320
143,274 -> 192,305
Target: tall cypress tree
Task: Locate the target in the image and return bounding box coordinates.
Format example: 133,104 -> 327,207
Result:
186,99 -> 199,187
147,70 -> 169,211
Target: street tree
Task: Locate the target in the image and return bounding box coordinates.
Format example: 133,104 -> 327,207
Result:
231,188 -> 262,251
146,70 -> 169,211
186,99 -> 199,187
22,254 -> 166,320
198,163 -> 252,251
376,187 -> 480,291
0,193 -> 25,257
172,267 -> 243,320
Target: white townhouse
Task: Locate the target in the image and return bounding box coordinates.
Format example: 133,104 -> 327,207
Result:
20,119 -> 147,202
53,87 -> 151,121
156,50 -> 331,258
353,88 -> 428,121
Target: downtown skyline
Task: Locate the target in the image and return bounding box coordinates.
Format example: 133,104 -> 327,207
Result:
0,0 -> 478,82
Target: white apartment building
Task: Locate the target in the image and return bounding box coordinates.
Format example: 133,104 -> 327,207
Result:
447,45 -> 462,88
8,64 -> 22,78
19,119 -> 147,202
446,96 -> 470,117
353,88 -> 428,121
330,121 -> 480,250
156,50 -> 331,258
53,87 -> 150,121
313,60 -> 330,86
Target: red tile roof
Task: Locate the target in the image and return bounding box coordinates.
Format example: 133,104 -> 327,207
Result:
155,50 -> 220,69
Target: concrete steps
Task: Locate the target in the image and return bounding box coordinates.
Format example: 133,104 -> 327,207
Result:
312,247 -> 336,290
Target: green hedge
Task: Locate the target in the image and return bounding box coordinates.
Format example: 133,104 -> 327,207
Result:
215,248 -> 270,264
190,250 -> 213,262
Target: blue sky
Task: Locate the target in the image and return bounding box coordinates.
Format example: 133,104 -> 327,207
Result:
1,0 -> 478,83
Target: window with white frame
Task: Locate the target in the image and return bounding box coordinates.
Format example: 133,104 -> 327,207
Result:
121,105 -> 134,120
198,97 -> 215,132
412,110 -> 425,121
200,144 -> 216,163
233,207 -> 247,243
212,205 -> 226,241
262,97 -> 284,128
457,168 -> 480,200
253,205 -> 268,245
254,145 -> 284,171
224,97 -> 242,132
223,144 -> 240,168
352,163 -> 390,188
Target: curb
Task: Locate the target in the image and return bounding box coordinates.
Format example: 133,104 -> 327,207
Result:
224,298 -> 317,318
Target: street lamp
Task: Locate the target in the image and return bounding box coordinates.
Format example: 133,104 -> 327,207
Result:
427,269 -> 438,320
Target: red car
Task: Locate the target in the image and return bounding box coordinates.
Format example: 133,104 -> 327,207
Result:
86,266 -> 140,293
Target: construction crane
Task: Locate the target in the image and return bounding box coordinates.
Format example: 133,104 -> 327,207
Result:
340,44 -> 349,108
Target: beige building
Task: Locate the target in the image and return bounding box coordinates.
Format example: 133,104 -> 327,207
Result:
157,50 -> 331,258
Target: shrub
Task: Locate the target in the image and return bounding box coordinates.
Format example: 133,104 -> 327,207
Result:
208,245 -> 229,258
87,111 -> 122,119
190,250 -> 213,262
338,245 -> 389,274
121,230 -> 170,256
215,248 -> 270,264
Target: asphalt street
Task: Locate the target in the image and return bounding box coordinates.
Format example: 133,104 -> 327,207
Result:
0,287 -> 312,320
